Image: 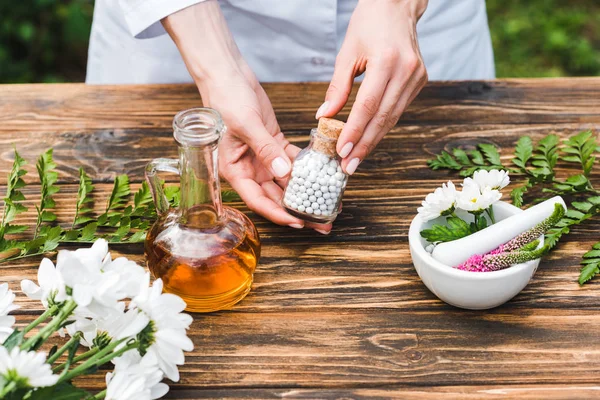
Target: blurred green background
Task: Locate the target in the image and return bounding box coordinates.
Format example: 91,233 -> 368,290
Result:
1,0 -> 598,83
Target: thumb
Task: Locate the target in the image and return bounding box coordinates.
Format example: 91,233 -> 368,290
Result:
243,120 -> 292,179
316,54 -> 355,119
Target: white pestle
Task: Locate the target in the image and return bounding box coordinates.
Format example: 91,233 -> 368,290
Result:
431,196 -> 567,267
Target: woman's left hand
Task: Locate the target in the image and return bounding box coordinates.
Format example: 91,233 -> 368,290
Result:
316,0 -> 429,175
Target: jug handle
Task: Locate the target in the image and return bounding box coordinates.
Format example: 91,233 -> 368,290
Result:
145,158 -> 180,216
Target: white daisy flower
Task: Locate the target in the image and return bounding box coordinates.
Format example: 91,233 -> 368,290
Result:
0,283 -> 18,343
417,181 -> 457,221
69,303 -> 149,348
105,351 -> 169,400
457,181 -> 502,213
21,257 -> 68,309
131,276 -> 193,382
466,169 -> 510,191
0,347 -> 58,388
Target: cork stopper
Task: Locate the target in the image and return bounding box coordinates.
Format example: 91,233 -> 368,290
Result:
314,118 -> 345,158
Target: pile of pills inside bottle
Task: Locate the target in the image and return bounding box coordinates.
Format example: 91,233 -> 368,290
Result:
282,118 -> 348,223
284,153 -> 345,217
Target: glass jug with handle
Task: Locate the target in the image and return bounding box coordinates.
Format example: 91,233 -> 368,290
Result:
144,108 -> 260,313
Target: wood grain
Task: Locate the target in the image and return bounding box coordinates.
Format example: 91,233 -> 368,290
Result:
1,80 -> 600,399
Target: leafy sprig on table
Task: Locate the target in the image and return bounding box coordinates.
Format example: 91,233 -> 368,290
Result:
427,130 -> 600,284
0,148 -> 240,264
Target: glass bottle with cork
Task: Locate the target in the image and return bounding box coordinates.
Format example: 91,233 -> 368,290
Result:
145,108 -> 260,313
283,118 -> 348,223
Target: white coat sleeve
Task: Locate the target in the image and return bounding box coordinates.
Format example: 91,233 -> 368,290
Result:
118,0 -> 208,39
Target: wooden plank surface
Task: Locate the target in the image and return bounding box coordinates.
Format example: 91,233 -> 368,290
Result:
1,79 -> 600,399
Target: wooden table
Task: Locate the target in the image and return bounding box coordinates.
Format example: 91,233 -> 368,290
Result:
1,78 -> 600,399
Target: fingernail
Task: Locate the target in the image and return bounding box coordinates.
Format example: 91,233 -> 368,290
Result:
339,142 -> 353,158
315,228 -> 330,235
315,101 -> 329,119
272,157 -> 291,178
346,158 -> 361,175
289,223 -> 304,229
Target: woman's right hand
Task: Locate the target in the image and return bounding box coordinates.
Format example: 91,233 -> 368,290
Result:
162,1 -> 332,233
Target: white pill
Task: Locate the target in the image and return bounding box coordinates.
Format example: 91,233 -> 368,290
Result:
329,185 -> 336,192
321,185 -> 329,193
299,169 -> 308,178
297,178 -> 305,185
303,200 -> 311,207
335,172 -> 344,181
327,167 -> 336,175
323,193 -> 331,199
304,180 -> 312,188
290,202 -> 298,209
327,204 -> 335,211
311,202 -> 319,210
336,180 -> 342,187
284,198 -> 292,206
308,160 -> 318,169
315,190 -> 323,198
314,209 -> 322,216
292,170 -> 298,178
312,183 -> 320,190
328,160 -> 337,168
329,177 -> 336,186
298,186 -> 306,193
317,197 -> 325,205
337,165 -> 342,173
318,177 -> 327,186
292,184 -> 299,191
326,199 -> 333,205
319,203 -> 327,211
298,205 -> 306,212
300,193 -> 308,200
307,174 -> 316,183
306,188 -> 314,195
309,195 -> 317,202
322,210 -> 330,216
306,207 -> 313,214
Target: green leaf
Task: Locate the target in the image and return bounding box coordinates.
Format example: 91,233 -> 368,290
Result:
221,190 -> 241,202
420,216 -> 472,243
2,328 -> 24,350
26,382 -> 90,400
164,185 -> 180,207
63,230 -> 80,241
571,201 -> 593,213
79,222 -> 98,241
513,136 -> 533,169
510,181 -> 532,207
74,168 -> 94,227
427,151 -> 463,171
452,148 -> 471,165
41,226 -> 63,252
4,225 -> 27,234
128,231 -> 147,243
1,150 -> 28,231
134,181 -> 153,209
106,174 -> 131,212
469,150 -> 485,165
478,143 -> 502,166
579,262 -> 600,285
35,149 -> 60,236
562,130 -> 598,177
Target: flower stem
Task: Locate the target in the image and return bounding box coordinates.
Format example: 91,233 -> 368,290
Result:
93,389 -> 107,399
0,381 -> 17,397
486,206 -> 496,224
22,305 -> 58,335
53,347 -> 99,372
47,332 -> 81,365
58,338 -> 136,383
21,300 -> 77,351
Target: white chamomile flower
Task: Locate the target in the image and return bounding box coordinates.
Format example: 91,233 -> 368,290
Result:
0,283 -> 18,343
21,257 -> 68,309
105,351 -> 169,400
0,347 -> 58,388
73,303 -> 149,348
131,276 -> 193,382
417,181 -> 457,221
457,181 -> 502,213
467,169 -> 510,191
102,257 -> 147,299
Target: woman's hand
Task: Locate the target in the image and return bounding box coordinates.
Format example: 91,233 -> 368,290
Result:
163,1 -> 332,233
316,0 -> 429,175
